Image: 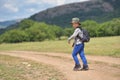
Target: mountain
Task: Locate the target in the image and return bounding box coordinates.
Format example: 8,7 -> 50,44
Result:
0,0 -> 120,34
0,19 -> 22,29
30,0 -> 120,27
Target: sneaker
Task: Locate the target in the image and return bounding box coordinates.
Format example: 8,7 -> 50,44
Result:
73,64 -> 82,71
82,64 -> 89,70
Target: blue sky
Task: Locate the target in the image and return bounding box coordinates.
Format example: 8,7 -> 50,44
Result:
0,0 -> 89,21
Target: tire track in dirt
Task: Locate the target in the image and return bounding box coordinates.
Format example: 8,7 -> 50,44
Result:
0,51 -> 120,80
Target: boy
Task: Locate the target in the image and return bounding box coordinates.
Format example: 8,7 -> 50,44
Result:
68,17 -> 89,71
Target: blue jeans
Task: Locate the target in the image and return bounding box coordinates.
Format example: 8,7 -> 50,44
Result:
72,43 -> 88,65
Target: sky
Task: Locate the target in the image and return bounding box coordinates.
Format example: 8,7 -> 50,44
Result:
0,0 -> 89,21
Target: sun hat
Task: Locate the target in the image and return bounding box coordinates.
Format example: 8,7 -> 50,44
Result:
71,17 -> 81,25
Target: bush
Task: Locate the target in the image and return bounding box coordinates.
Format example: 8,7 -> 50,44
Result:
64,28 -> 74,37
0,18 -> 120,43
0,30 -> 29,43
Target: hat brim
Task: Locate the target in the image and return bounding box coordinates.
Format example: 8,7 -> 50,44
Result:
70,22 -> 81,25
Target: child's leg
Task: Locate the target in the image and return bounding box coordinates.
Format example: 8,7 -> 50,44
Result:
72,45 -> 81,65
79,43 -> 88,65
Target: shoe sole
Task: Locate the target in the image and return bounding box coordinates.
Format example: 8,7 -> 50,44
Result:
73,68 -> 82,71
73,68 -> 89,71
81,68 -> 89,71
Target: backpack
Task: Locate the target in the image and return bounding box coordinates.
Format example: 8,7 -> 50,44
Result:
77,27 -> 90,42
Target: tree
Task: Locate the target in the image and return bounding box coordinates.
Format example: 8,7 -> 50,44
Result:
26,28 -> 46,41
64,28 -> 74,37
18,19 -> 34,30
52,25 -> 64,39
82,20 -> 98,37
0,30 -> 29,43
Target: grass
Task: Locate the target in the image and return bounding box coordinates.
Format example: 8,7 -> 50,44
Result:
85,36 -> 120,57
0,36 -> 120,57
0,54 -> 65,80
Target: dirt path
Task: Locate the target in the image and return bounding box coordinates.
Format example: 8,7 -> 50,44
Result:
0,51 -> 120,80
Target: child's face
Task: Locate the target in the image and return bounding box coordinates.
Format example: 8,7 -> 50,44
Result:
72,23 -> 79,28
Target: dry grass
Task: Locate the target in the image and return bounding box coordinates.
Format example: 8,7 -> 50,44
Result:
0,54 -> 66,80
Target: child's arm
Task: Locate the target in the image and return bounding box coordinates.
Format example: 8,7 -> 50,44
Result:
68,28 -> 80,43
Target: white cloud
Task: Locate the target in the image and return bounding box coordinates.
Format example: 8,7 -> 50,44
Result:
26,0 -> 38,3
3,3 -> 18,12
57,0 -> 66,5
41,0 -> 56,5
27,8 -> 37,12
80,0 -> 89,2
0,19 -> 4,22
41,0 -> 89,6
39,0 -> 65,6
40,0 -> 64,5
63,0 -> 90,5
29,8 -> 35,12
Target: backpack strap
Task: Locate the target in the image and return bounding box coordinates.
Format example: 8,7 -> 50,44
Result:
76,27 -> 83,40
76,26 -> 82,31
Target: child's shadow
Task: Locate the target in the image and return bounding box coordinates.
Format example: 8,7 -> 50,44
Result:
81,68 -> 94,71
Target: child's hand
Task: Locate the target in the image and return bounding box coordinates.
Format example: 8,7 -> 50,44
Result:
68,41 -> 70,44
68,39 -> 70,44
72,43 -> 74,47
